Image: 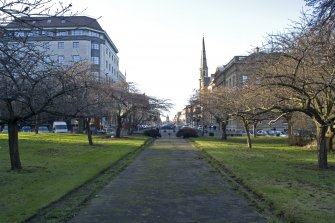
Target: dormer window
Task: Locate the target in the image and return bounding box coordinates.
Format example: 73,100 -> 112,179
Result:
14,31 -> 25,37
57,31 -> 68,36
47,19 -> 51,23
61,20 -> 65,24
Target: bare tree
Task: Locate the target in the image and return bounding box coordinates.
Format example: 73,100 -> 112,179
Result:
228,84 -> 272,149
127,109 -> 160,135
306,0 -> 335,24
188,90 -> 200,127
201,87 -> 231,140
249,13 -> 335,168
49,68 -> 105,146
108,84 -> 145,138
0,53 -> 91,170
0,0 -> 73,24
127,95 -> 171,134
108,83 -> 172,138
0,0 -> 84,170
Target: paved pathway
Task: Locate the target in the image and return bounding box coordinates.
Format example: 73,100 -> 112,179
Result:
69,138 -> 266,223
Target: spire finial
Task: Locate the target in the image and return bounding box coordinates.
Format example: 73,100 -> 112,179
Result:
200,35 -> 208,90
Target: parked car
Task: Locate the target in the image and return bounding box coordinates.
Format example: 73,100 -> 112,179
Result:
268,130 -> 282,136
279,132 -> 288,137
38,126 -> 49,133
180,125 -> 190,129
96,129 -> 106,134
1,125 -> 8,133
53,121 -> 68,133
241,130 -> 252,136
160,124 -> 176,130
256,130 -> 268,136
104,127 -> 115,135
176,127 -> 198,138
21,126 -> 32,132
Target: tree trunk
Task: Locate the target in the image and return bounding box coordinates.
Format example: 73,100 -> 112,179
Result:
326,137 -> 333,152
115,115 -> 122,138
326,126 -> 334,151
8,120 -> 22,170
128,128 -> 133,135
242,118 -> 252,149
78,118 -> 84,133
253,121 -> 258,138
329,135 -> 334,151
85,118 -> 93,146
221,121 -> 228,141
286,114 -> 294,140
127,115 -> 133,135
316,123 -> 328,169
34,114 -> 38,134
246,131 -> 252,149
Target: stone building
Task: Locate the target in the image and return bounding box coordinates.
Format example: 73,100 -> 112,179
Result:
4,16 -> 126,131
210,53 -> 288,133
6,16 -> 126,84
211,56 -> 248,88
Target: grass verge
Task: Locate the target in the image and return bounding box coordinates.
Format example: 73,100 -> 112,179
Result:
191,136 -> 335,223
0,133 -> 150,223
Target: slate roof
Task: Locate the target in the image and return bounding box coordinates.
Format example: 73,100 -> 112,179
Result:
6,16 -> 103,31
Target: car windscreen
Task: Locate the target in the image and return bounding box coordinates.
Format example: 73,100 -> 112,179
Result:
55,125 -> 67,130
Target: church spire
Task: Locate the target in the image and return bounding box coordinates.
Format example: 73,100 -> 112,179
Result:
200,36 -> 208,90
201,36 -> 208,72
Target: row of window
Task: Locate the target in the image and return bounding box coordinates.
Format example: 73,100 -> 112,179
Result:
9,42 -> 118,68
227,76 -> 237,87
105,60 -> 117,74
48,55 -> 98,64
55,41 -> 80,49
56,55 -> 81,64
13,29 -> 101,38
226,75 -> 248,87
56,55 -> 101,65
105,47 -> 118,64
9,41 -> 119,65
46,55 -> 119,72
45,56 -> 118,80
91,42 -> 99,50
91,56 -> 99,65
43,41 -> 98,50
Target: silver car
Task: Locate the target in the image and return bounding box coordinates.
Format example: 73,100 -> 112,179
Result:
38,126 -> 50,133
1,125 -> 8,133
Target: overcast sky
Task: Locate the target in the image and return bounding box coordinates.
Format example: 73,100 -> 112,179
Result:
66,0 -> 308,119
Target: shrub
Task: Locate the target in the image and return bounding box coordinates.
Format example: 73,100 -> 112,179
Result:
289,135 -> 313,146
176,127 -> 198,138
144,129 -> 161,138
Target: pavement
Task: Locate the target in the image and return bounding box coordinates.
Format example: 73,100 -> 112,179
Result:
69,138 -> 266,223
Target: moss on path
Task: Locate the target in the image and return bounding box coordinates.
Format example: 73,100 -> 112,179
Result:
69,138 -> 267,223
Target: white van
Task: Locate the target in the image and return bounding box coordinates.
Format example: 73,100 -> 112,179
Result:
52,121 -> 68,133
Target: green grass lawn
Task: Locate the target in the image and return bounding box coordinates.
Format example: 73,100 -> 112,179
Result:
192,136 -> 335,223
0,133 -> 148,223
